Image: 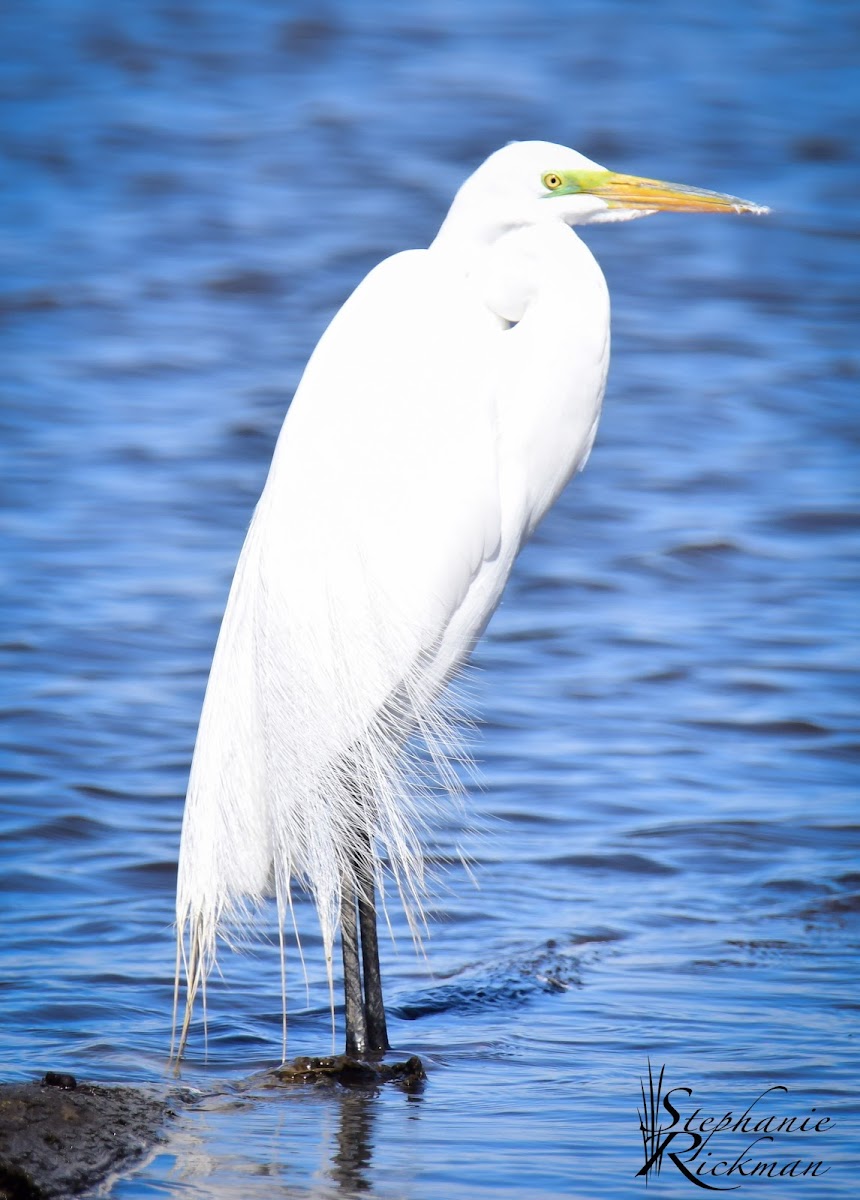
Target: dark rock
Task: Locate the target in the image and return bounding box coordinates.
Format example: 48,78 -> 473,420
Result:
40,1076 -> 76,1092
267,1053 -> 426,1091
0,1080 -> 172,1199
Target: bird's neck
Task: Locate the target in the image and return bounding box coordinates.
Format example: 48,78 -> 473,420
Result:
429,195 -> 519,267
430,222 -> 589,327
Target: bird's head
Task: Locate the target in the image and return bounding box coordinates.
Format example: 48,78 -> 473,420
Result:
434,140 -> 768,249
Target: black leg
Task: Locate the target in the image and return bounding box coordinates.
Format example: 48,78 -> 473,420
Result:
341,872 -> 367,1058
358,871 -> 390,1052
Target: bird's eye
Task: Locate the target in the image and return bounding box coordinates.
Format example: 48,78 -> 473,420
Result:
542,172 -> 563,191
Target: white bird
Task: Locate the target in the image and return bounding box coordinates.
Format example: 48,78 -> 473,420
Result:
173,140 -> 767,1061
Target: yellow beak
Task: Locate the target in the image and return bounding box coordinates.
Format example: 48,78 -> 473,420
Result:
587,171 -> 769,215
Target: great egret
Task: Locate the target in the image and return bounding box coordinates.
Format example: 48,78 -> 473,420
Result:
174,141 -> 767,1061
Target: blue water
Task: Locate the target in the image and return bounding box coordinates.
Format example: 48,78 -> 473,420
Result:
1,1 -> 858,1196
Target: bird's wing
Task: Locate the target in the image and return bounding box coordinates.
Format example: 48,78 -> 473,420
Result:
178,249 -> 509,985
268,248 -> 507,661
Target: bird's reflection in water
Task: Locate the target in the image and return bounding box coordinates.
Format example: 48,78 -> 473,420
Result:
169,1077 -> 424,1196
329,1089 -> 375,1192
328,1083 -> 424,1194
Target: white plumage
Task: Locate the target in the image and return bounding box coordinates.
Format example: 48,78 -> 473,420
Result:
174,141 -> 766,1058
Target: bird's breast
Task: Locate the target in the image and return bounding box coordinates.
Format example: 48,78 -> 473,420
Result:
478,226 -> 611,548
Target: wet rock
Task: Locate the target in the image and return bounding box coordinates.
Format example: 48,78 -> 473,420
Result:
266,1054 -> 426,1091
0,1076 -> 172,1199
